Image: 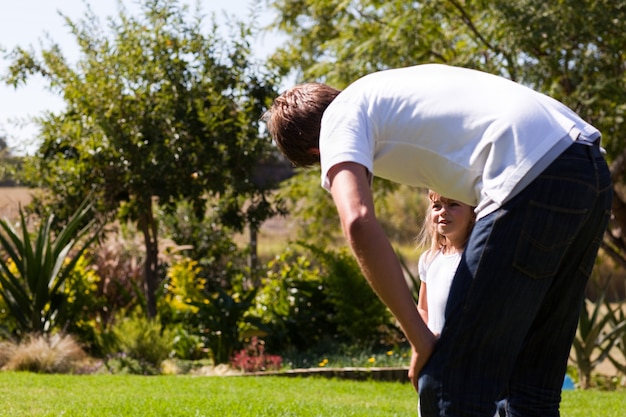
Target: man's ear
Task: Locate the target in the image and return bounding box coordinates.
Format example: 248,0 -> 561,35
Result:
308,148 -> 320,156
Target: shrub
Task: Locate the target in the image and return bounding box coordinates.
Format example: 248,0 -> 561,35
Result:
170,325 -> 207,361
300,243 -> 402,346
252,247 -> 338,353
90,223 -> 147,327
187,283 -> 259,365
230,337 -> 282,373
57,253 -> 105,352
1,333 -> 87,373
160,257 -> 204,320
160,255 -> 262,364
100,310 -> 174,368
101,353 -> 158,375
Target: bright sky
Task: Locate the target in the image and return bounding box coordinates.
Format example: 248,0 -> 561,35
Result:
0,0 -> 282,154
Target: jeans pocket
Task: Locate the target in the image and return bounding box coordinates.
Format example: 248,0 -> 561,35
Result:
512,199 -> 589,280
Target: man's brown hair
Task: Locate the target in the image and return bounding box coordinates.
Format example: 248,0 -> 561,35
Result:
263,83 -> 341,167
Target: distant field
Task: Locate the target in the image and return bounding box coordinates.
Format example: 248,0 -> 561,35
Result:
0,187 -> 34,220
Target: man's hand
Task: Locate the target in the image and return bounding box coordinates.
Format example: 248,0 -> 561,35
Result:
409,334 -> 437,392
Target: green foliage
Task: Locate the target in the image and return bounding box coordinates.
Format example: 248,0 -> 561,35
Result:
100,310 -> 174,370
57,253 -> 106,350
4,0 -> 282,318
169,325 -> 206,361
571,284 -> 626,389
0,287 -> 17,337
101,354 -> 158,376
253,246 -> 338,352
0,198 -> 99,335
305,345 -> 411,369
159,256 -> 211,359
187,283 -> 259,365
277,170 -> 342,246
607,300 -> 626,376
269,0 -> 626,138
0,148 -> 22,187
300,243 -> 401,346
160,256 -> 205,318
397,251 -> 421,303
278,170 -> 425,251
268,0 -> 510,86
160,255 -> 260,364
254,243 -> 402,355
158,199 -> 250,290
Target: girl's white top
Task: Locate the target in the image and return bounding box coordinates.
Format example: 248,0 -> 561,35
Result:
418,250 -> 462,334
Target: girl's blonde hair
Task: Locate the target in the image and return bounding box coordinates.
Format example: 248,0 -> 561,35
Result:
416,190 -> 475,262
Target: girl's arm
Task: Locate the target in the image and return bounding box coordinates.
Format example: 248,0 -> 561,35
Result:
417,282 -> 429,326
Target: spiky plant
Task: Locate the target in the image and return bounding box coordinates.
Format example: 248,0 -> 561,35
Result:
0,197 -> 98,335
571,288 -> 626,389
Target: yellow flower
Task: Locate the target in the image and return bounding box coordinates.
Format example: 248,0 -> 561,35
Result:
319,358 -> 329,367
386,350 -> 394,356
368,357 -> 376,364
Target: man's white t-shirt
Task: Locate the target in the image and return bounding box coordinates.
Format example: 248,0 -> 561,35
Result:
319,64 -> 600,218
418,250 -> 462,334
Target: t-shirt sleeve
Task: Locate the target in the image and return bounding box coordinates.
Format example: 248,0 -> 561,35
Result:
418,251 -> 430,283
319,100 -> 375,190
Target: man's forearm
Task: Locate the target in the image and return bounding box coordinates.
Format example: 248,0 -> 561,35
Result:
346,216 -> 435,354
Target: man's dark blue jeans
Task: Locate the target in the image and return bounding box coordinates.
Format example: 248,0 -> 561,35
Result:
418,140 -> 613,417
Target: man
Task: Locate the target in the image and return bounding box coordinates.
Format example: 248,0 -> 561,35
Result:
263,64 -> 612,416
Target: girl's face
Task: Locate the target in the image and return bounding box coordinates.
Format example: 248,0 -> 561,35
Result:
429,195 -> 475,246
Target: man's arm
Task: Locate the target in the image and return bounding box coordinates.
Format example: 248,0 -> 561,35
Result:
327,161 -> 436,389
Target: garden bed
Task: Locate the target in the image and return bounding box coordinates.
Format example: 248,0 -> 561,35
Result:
243,366 -> 410,383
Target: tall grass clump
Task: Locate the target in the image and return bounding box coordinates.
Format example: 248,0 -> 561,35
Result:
0,339 -> 16,368
1,333 -> 87,373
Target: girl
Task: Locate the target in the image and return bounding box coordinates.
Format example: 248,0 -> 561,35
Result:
417,190 -> 475,335
416,191 -> 507,417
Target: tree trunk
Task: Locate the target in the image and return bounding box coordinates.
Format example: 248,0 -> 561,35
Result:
138,201 -> 159,319
249,224 -> 258,288
577,361 -> 592,389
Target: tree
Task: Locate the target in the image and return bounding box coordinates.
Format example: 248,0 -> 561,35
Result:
267,0 -> 626,284
3,0 -> 282,317
0,134 -> 21,186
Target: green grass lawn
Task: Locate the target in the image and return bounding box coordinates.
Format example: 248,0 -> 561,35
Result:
0,372 -> 624,417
